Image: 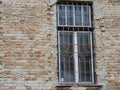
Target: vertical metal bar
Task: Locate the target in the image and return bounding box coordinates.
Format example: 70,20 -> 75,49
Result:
90,32 -> 94,83
89,57 -> 92,82
68,32 -> 71,82
91,7 -> 94,83
91,4 -> 94,27
62,3 -> 65,77
79,58 -> 81,83
87,8 -> 91,82
58,31 -> 61,82
84,57 -> 86,83
63,58 -> 66,82
62,2 -> 65,82
73,32 -> 79,83
66,2 -> 71,82
83,34 -> 86,83
71,2 -> 75,82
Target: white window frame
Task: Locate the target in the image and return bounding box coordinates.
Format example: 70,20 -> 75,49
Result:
57,5 -> 91,27
58,31 -> 94,83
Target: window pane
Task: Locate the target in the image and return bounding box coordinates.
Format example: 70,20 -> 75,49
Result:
67,6 -> 73,25
83,6 -> 89,14
77,32 -> 90,44
86,73 -> 91,81
77,32 -> 92,82
86,61 -> 90,72
86,58 -> 92,82
83,6 -> 90,26
75,6 -> 82,26
59,32 -> 74,82
83,15 -> 90,26
58,5 -> 66,25
77,32 -> 91,59
60,56 -> 74,82
81,73 -> 85,82
59,32 -> 73,45
80,61 -> 84,71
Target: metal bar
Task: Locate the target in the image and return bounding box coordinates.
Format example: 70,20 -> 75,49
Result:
90,32 -> 94,83
58,32 -> 61,82
89,57 -> 92,82
73,32 -> 79,83
64,58 -> 66,82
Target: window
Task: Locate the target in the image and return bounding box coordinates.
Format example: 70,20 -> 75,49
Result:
57,1 -> 95,84
58,4 -> 91,27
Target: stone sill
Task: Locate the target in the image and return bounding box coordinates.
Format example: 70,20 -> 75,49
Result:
57,83 -> 102,87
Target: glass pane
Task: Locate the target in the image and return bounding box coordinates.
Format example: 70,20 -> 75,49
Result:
77,32 -> 90,44
67,5 -> 73,12
80,61 -> 84,71
75,6 -> 82,26
86,62 -> 90,72
83,6 -> 89,14
86,73 -> 91,81
83,15 -> 90,26
67,6 -> 73,25
59,32 -> 74,82
83,6 -> 90,26
58,5 -> 66,25
77,32 -> 92,82
86,58 -> 92,82
59,32 -> 73,46
78,32 -> 91,50
81,73 -> 85,82
77,32 -> 91,57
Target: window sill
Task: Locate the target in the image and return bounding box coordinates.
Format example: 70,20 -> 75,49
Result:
56,83 -> 102,87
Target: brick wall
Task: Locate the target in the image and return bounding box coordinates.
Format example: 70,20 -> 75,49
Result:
94,0 -> 120,90
0,0 -> 120,90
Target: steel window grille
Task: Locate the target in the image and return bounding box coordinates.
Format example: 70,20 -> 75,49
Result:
57,4 -> 91,27
57,1 -> 94,84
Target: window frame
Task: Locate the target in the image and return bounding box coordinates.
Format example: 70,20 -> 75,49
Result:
57,2 -> 95,85
58,31 -> 94,84
57,5 -> 92,27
